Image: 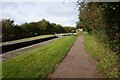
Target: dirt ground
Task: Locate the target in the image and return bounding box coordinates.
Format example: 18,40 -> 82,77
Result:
49,36 -> 100,78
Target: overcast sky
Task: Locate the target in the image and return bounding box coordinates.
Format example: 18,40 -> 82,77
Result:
1,0 -> 81,27
1,0 -> 118,26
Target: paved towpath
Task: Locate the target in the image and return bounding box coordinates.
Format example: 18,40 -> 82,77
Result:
49,36 -> 100,78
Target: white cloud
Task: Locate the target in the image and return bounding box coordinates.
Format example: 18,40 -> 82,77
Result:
48,3 -> 75,17
1,0 -> 79,2
2,0 -> 119,2
1,2 -> 79,26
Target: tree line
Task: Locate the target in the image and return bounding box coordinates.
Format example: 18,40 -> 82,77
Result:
1,19 -> 76,42
77,2 -> 120,54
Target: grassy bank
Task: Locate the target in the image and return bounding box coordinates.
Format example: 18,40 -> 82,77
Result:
83,32 -> 119,78
2,35 -> 53,44
2,36 -> 77,78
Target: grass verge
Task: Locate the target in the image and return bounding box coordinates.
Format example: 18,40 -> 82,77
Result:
2,36 -> 77,78
83,32 -> 119,78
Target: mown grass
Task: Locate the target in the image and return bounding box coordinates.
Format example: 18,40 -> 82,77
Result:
2,36 -> 77,78
0,61 -> 2,79
83,32 -> 119,78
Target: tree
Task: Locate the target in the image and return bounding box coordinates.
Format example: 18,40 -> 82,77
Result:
77,2 -> 120,53
2,18 -> 74,42
2,19 -> 15,41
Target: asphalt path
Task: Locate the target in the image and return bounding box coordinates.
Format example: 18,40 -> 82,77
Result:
49,36 -> 100,78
